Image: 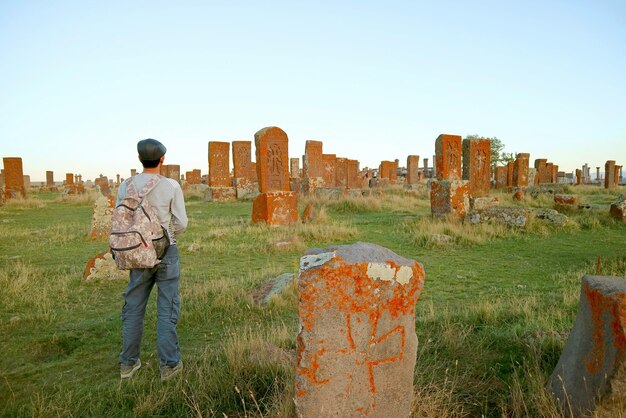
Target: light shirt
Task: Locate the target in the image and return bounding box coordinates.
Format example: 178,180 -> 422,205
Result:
116,173 -> 188,245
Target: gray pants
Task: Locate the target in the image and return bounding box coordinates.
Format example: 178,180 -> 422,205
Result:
120,245 -> 181,368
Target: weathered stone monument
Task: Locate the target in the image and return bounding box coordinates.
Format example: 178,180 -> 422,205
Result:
346,159 -> 360,189
506,161 -> 514,187
512,153 -> 530,188
207,141 -> 236,201
131,169 -> 137,177
296,242 -> 425,418
89,187 -> 115,239
462,138 -> 491,196
431,134 -> 469,217
65,172 -> 76,195
336,158 -> 348,189
232,141 -> 258,199
535,159 -> 548,184
548,275 -> 626,417
605,160 -> 616,189
495,166 -> 508,189
46,170 -> 54,189
303,140 -> 324,193
322,154 -> 337,188
2,157 -> 25,198
406,155 -> 419,185
251,126 -> 298,225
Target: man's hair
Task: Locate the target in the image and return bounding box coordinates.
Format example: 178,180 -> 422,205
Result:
140,158 -> 161,168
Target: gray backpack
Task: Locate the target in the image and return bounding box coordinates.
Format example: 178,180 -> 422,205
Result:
109,175 -> 170,269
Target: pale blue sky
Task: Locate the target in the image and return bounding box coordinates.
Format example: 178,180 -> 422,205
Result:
1,0 -> 625,181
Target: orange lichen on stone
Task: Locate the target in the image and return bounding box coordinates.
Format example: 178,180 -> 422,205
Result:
462,138 -> 491,197
512,153 -> 530,188
435,134 -> 462,181
430,180 -> 470,218
2,157 -> 25,198
208,141 -> 231,187
406,155 -> 420,185
296,243 -> 425,417
255,127 -> 290,193
251,191 -> 298,225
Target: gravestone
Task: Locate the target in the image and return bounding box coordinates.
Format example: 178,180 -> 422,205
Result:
46,171 -> 54,189
22,175 -> 30,190
65,172 -> 76,195
291,158 -> 300,178
347,159 -> 360,189
552,164 -> 559,184
528,168 -> 537,187
605,160 -> 616,189
89,188 -> 115,239
296,242 -> 425,418
406,155 -> 419,185
423,158 -> 429,179
130,169 -> 137,177
322,154 -> 337,187
512,153 -> 530,188
462,138 -> 491,196
548,275 -> 626,417
167,165 -> 181,184
576,169 -> 582,185
545,163 -> 554,184
614,165 -> 621,186
336,158 -> 348,189
506,161 -> 514,187
232,140 -> 258,199
252,126 -> 298,225
303,140 -> 324,193
2,157 -> 25,199
435,134 -> 461,181
535,159 -> 548,184
207,141 -> 235,201
495,166 -> 508,189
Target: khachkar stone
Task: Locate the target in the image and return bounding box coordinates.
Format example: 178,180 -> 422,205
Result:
435,134 -> 461,180
576,169 -> 582,185
322,154 -> 337,187
423,158 -> 429,178
512,153 -> 530,188
548,275 -> 626,417
303,140 -> 324,193
430,180 -> 470,218
168,165 -> 181,184
186,169 -> 202,185
296,242 -> 425,418
462,138 -> 491,196
207,141 -> 235,202
545,162 -> 554,184
2,157 -> 25,199
552,164 -> 559,183
535,159 -> 548,184
336,158 -> 348,189
116,174 -> 121,185
495,166 -> 507,189
615,165 -> 622,185
604,160 -> 616,189
130,169 -> 137,177
66,172 -> 76,195
23,175 -> 30,190
232,140 -> 258,200
506,161 -> 514,187
290,158 -> 300,178
252,126 -> 298,225
406,155 -> 419,185
46,171 -> 54,189
346,159 -> 360,189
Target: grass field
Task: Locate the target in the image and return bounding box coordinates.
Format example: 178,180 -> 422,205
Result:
1,185 -> 625,417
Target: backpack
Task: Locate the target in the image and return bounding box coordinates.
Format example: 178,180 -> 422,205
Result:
109,175 -> 170,269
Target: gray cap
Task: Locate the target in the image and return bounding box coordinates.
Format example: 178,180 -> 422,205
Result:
137,138 -> 167,160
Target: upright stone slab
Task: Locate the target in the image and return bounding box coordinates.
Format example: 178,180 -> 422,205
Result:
435,134 -> 462,180
336,158 -> 348,189
548,275 -> 626,417
2,157 -> 25,198
462,138 -> 491,196
207,141 -> 235,201
89,188 -> 115,239
406,155 -> 419,185
506,162 -> 514,187
378,161 -> 394,182
576,169 -> 582,185
512,153 -> 530,188
232,141 -> 257,199
303,140 -> 324,193
390,160 -> 398,183
605,160 -> 616,189
252,126 -> 298,225
528,168 -> 537,187
430,180 -> 470,218
131,169 -> 137,177
168,165 -> 181,184
290,158 -> 300,178
614,165 -> 621,186
545,163 -> 554,184
552,164 -> 559,183
322,154 -> 337,187
46,171 -> 54,189
65,172 -> 76,195
23,175 -> 30,190
535,159 -> 548,184
495,166 -> 508,189
296,242 -> 425,418
423,158 -> 430,178
347,159 -> 360,189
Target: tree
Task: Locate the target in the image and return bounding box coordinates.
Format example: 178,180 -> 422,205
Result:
464,135 -> 514,166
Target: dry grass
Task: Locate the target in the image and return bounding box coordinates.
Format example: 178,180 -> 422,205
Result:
55,190 -> 97,205
1,195 -> 46,209
406,215 -> 513,248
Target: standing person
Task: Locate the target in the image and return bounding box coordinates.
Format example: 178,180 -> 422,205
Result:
117,138 -> 188,381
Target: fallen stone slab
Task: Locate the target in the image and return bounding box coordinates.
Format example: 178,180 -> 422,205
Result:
528,184 -> 569,198
83,251 -> 127,282
534,208 -> 569,226
296,242 -> 425,418
252,273 -> 295,306
610,194 -> 625,221
470,196 -> 499,211
554,194 -> 577,206
548,275 -> 626,417
467,206 -> 529,227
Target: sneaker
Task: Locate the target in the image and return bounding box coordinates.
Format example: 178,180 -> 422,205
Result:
160,360 -> 183,382
120,359 -> 141,379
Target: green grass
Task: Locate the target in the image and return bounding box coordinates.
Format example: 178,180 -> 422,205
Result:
1,185 -> 625,417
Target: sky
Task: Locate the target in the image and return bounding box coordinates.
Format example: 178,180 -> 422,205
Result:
1,0 -> 625,181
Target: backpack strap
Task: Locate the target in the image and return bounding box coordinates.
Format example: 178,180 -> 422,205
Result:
137,174 -> 164,200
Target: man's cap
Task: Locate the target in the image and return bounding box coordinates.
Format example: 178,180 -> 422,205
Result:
137,138 -> 167,160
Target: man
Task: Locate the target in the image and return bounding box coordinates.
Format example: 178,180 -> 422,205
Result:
117,138 -> 188,381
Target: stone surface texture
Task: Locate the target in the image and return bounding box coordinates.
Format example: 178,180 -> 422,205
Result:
89,190 -> 115,239
430,180 -> 470,218
296,242 -> 425,418
322,154 -> 337,187
435,134 -> 462,181
467,206 -> 529,227
406,155 -> 420,185
2,157 -> 25,198
512,153 -> 530,188
252,191 -> 298,225
610,195 -> 626,221
605,160 -> 616,189
255,127 -> 290,193
548,275 -> 626,418
209,141 -> 231,187
462,138 -> 491,196
83,251 -> 127,281
495,166 -> 508,189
